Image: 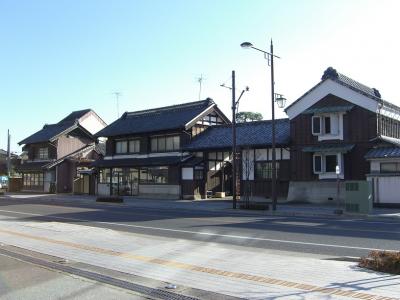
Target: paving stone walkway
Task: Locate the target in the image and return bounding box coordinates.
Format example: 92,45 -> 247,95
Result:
0,214 -> 399,299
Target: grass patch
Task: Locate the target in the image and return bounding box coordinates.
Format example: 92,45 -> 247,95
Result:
359,250 -> 400,275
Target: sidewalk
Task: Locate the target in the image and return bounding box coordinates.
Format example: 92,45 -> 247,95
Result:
3,192 -> 400,222
0,214 -> 399,299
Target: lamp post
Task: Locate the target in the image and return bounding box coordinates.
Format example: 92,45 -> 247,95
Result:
241,39 -> 286,211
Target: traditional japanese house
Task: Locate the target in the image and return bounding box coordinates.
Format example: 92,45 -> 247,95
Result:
285,67 -> 400,204
93,98 -> 230,198
183,119 -> 291,200
365,136 -> 400,206
17,109 -> 106,193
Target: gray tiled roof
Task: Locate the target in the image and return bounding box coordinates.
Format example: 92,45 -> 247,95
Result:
15,161 -> 49,172
365,147 -> 400,159
58,109 -> 91,124
18,109 -> 95,145
18,121 -> 77,145
95,99 -> 216,137
92,156 -> 185,168
302,144 -> 355,153
286,67 -> 384,112
302,104 -> 354,115
184,119 -> 290,151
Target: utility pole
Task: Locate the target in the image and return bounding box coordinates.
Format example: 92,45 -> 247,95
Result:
269,40 -> 278,211
7,129 -> 11,177
232,71 -> 237,209
221,73 -> 248,210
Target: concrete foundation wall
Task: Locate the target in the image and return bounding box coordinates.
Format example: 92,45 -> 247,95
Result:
97,183 -> 110,196
139,185 -> 180,199
287,181 -> 345,204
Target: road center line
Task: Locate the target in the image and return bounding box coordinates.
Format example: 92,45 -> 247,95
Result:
0,208 -> 396,252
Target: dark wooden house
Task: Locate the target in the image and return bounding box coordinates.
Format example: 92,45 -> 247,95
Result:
183,119 -> 291,200
17,109 -> 106,193
285,67 -> 400,204
93,98 -> 230,198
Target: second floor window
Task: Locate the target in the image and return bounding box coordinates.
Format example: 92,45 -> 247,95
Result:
312,114 -> 339,137
151,135 -> 180,152
115,139 -> 140,154
115,141 -> 128,154
38,148 -> 48,159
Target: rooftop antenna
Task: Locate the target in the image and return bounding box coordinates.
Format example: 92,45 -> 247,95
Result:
113,92 -> 121,118
197,74 -> 205,100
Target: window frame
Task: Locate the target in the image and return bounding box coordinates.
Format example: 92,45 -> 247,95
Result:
313,154 -> 323,174
115,140 -> 128,154
150,135 -> 180,153
254,161 -> 280,180
313,153 -> 342,176
312,116 -> 322,135
128,139 -> 140,153
38,147 -> 49,160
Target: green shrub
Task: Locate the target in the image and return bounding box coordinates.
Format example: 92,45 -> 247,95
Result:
359,250 -> 400,275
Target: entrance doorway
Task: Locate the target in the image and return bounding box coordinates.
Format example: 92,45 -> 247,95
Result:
111,168 -> 139,196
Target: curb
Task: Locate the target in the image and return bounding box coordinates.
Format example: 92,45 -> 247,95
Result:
2,194 -> 400,223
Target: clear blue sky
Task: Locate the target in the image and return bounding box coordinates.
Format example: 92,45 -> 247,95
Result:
1,0 -> 400,152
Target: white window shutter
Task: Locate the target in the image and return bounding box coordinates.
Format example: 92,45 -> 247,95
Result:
331,114 -> 339,134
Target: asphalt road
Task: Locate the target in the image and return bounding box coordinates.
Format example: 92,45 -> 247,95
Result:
0,197 -> 399,258
0,251 -> 142,300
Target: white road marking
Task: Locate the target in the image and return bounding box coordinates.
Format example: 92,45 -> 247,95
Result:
0,209 -> 397,252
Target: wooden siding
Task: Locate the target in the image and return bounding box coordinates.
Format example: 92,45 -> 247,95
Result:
56,160 -> 75,193
57,135 -> 92,159
168,165 -> 180,185
181,180 -> 206,198
27,142 -> 57,160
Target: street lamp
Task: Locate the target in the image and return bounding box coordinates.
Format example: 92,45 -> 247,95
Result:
240,39 -> 286,211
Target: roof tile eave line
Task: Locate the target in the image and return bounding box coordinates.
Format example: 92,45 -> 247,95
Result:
125,99 -> 213,118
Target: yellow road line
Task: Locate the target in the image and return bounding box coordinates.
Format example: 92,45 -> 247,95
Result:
0,228 -> 397,300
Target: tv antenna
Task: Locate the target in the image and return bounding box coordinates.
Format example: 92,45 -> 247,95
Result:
113,92 -> 121,118
197,74 -> 205,100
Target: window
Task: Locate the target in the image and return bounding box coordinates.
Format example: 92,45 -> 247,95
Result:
381,162 -> 400,173
312,114 -> 340,138
151,136 -> 180,152
324,117 -> 331,134
255,162 -> 279,180
313,153 -> 341,175
140,167 -> 168,184
128,140 -> 140,153
194,168 -> 204,180
312,116 -> 321,135
313,155 -> 322,173
325,155 -> 337,173
38,148 -> 48,159
115,141 -> 128,154
99,168 -> 111,184
23,172 -> 44,189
